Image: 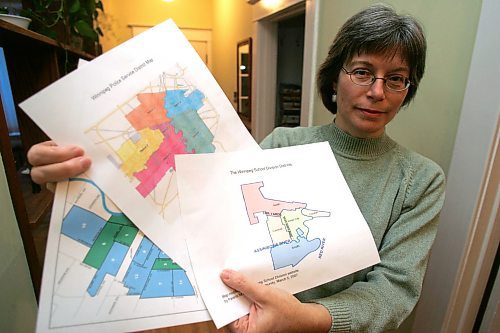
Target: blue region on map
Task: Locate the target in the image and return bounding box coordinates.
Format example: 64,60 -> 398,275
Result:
270,229 -> 321,269
123,238 -> 196,298
172,270 -> 195,296
124,238 -> 160,295
164,89 -> 204,117
130,236 -> 154,265
62,205 -> 106,247
61,180 -> 196,299
141,270 -> 175,298
163,89 -> 215,154
87,242 -> 129,296
141,269 -> 194,298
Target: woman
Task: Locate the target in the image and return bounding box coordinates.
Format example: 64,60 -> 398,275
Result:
27,4 -> 445,332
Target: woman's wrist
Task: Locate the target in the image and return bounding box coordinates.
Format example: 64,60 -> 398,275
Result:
301,302 -> 332,333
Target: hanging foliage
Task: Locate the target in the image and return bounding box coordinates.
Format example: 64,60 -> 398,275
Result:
22,0 -> 104,54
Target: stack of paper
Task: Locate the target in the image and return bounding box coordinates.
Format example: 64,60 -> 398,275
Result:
20,20 -> 379,332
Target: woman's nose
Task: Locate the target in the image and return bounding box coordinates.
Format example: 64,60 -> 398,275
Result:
367,78 -> 386,100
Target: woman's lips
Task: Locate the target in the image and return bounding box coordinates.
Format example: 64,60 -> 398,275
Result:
356,107 -> 384,114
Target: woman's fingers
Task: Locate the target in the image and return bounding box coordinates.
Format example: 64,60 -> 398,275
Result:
27,141 -> 85,167
30,156 -> 91,185
220,269 -> 267,304
27,141 -> 92,184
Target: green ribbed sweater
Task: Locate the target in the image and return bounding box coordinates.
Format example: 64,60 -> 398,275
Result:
260,123 -> 445,333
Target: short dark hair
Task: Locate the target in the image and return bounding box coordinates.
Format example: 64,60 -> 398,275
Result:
317,4 -> 427,114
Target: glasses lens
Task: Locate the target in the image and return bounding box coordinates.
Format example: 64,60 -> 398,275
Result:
345,68 -> 410,91
385,75 -> 408,90
350,69 -> 374,85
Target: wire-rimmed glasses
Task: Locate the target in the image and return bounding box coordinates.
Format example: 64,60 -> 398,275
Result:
341,67 -> 411,92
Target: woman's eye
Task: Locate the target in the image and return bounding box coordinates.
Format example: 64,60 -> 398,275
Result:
352,69 -> 372,78
388,75 -> 404,82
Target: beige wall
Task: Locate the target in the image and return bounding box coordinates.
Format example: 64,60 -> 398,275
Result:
0,155 -> 37,332
313,0 -> 482,173
98,0 -> 252,109
99,0 -> 214,52
97,0 -> 481,172
212,0 -> 254,106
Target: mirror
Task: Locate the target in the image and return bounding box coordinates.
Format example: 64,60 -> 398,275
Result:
236,38 -> 252,130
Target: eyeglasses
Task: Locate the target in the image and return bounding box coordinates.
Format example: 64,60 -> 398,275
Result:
341,67 -> 411,92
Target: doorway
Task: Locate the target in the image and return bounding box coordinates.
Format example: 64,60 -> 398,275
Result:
276,13 -> 305,128
251,0 -> 318,142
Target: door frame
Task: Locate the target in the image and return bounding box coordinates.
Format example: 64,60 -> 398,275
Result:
128,25 -> 212,70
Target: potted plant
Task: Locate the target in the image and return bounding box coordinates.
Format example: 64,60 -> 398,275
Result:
21,0 -> 104,55
0,4 -> 32,29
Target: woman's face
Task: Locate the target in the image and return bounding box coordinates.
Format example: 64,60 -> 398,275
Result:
333,52 -> 410,138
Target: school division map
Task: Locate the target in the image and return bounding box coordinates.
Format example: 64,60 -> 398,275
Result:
241,181 -> 331,269
175,141 -> 381,328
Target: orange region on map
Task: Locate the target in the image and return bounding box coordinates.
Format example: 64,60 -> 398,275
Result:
241,181 -> 307,224
134,123 -> 191,197
117,127 -> 164,177
125,92 -> 170,131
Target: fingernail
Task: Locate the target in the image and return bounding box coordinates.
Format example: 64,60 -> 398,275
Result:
79,157 -> 91,168
71,146 -> 83,153
220,269 -> 234,280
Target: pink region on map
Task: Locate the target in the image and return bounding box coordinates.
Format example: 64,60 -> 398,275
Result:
241,181 -> 307,225
134,123 -> 193,197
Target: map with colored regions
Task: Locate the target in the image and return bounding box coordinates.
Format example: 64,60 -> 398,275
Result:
241,181 -> 331,269
36,176 -> 208,332
85,64 -> 218,216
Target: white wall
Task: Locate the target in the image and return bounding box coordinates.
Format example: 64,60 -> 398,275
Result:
413,0 -> 500,330
0,154 -> 37,332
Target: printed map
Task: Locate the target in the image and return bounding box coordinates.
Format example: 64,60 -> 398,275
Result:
44,176 -> 206,329
241,181 -> 331,269
85,64 -> 219,216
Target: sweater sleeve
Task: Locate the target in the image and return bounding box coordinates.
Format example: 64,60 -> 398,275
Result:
314,160 -> 446,332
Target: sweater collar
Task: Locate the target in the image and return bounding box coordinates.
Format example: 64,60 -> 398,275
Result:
320,122 -> 397,160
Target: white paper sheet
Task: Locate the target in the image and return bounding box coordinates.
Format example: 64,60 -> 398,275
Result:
175,142 -> 381,328
19,19 -> 259,272
36,176 -> 210,332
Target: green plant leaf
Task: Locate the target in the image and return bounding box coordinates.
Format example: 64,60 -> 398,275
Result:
74,19 -> 98,40
68,0 -> 81,14
0,7 -> 9,14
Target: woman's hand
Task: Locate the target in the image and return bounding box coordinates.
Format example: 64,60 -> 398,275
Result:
220,269 -> 331,333
27,141 -> 92,184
